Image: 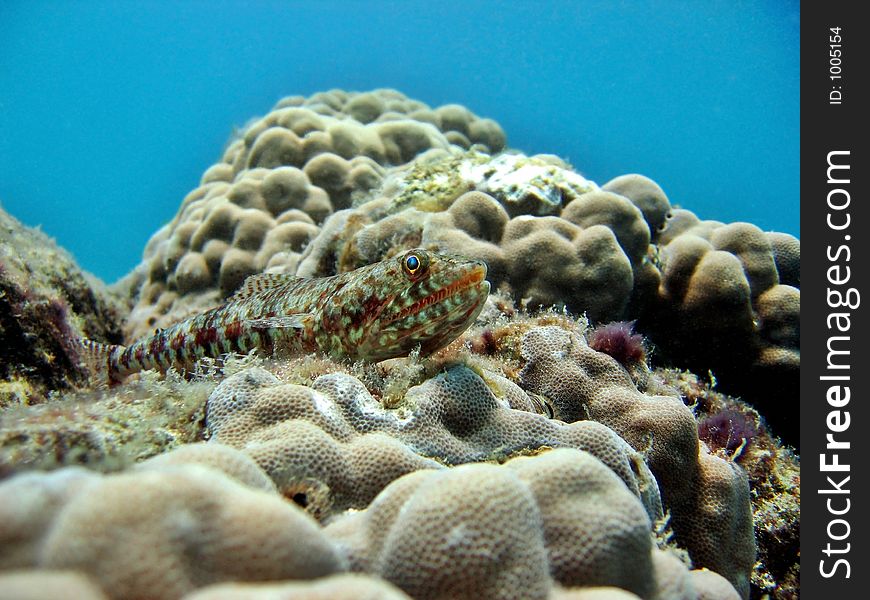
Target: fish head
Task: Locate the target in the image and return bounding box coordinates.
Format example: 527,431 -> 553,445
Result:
354,248 -> 490,361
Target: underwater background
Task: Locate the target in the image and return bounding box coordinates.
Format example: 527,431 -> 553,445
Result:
0,3 -> 802,597
0,1 -> 798,284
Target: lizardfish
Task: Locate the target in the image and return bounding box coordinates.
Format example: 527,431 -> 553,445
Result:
83,249 -> 489,380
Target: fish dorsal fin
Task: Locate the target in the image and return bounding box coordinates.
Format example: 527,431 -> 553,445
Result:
232,273 -> 301,300
247,314 -> 313,329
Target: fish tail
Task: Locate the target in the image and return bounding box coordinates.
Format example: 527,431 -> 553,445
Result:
80,338 -> 127,384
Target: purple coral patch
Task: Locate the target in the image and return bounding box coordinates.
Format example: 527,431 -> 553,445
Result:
698,408 -> 760,453
588,320 -> 646,366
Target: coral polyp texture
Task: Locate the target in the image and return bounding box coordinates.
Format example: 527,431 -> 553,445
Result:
0,89 -> 798,599
204,364 -> 663,525
0,452 -> 346,600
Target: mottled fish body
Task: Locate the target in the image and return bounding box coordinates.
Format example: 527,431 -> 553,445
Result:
83,249 -> 489,380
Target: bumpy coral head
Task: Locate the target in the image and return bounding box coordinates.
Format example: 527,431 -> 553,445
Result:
356,248 -> 490,361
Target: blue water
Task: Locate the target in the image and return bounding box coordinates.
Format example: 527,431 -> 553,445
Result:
0,1 -> 799,283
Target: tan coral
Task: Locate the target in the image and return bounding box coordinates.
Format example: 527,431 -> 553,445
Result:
324,449 -> 740,600
134,441 -> 277,493
183,574 -> 412,600
550,588 -> 643,600
561,190 -> 650,266
504,450 -> 656,595
503,219 -> 634,320
0,467 -> 101,568
646,215 -> 800,438
690,570 -> 743,600
653,235 -> 767,370
120,88 -> 798,445
286,153 -> 651,325
602,173 -> 672,237
709,223 -> 779,298
648,550 -> 696,600
448,190 -> 510,243
205,365 -> 662,523
765,231 -> 800,287
518,325 -> 755,598
0,451 -> 345,600
0,570 -> 109,600
756,284 -> 800,348
328,462 -> 552,600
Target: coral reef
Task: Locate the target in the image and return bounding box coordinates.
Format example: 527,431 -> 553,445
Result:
646,217 -> 800,441
0,89 -> 798,599
204,363 -> 663,524
517,326 -> 754,598
324,448 -> 727,600
0,205 -> 127,407
0,441 -> 740,600
0,307 -> 794,600
127,89 -> 505,340
121,90 -> 799,445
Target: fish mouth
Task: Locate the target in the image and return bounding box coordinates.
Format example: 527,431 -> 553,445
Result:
418,263 -> 487,312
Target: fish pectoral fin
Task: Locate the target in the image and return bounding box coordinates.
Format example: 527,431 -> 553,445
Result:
247,314 -> 313,329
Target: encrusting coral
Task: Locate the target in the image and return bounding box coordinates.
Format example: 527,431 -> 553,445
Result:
204,362 -> 663,525
0,89 -> 798,600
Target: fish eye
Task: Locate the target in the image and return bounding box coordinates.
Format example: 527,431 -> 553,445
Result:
402,251 -> 427,277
